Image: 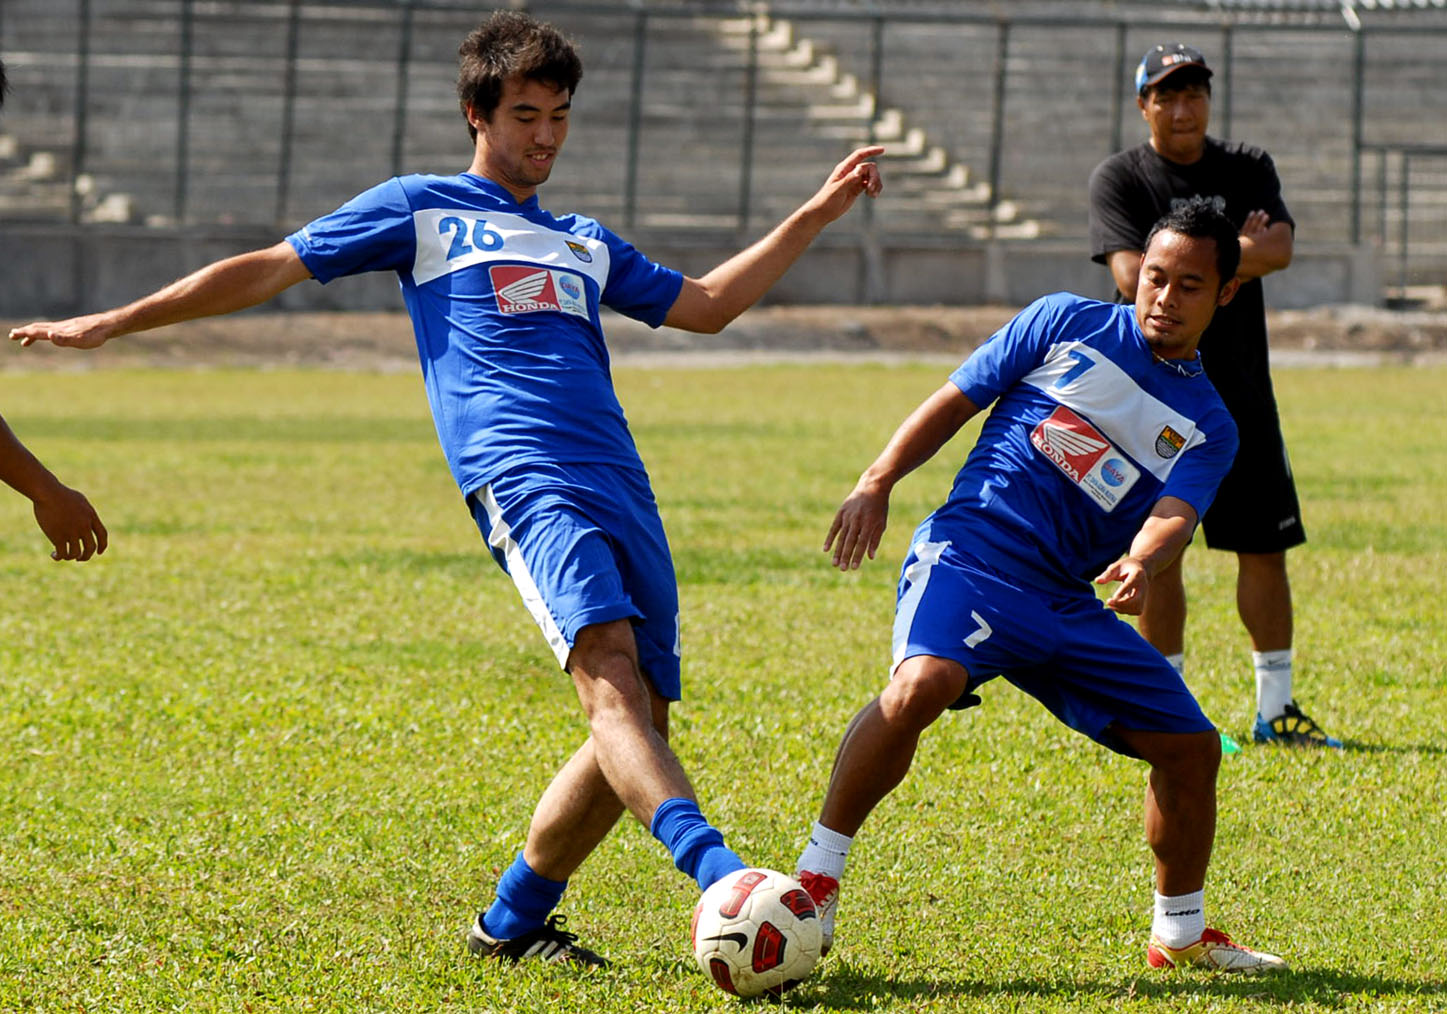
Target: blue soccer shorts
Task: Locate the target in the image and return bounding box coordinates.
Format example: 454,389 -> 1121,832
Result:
891,535 -> 1214,756
469,460 -> 682,700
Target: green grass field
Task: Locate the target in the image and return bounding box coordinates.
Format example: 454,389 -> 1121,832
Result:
1,362 -> 1443,1012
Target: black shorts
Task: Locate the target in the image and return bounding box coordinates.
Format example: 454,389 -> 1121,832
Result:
1200,407 -> 1306,554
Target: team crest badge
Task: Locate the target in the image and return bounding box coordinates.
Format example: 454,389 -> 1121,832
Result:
1154,425 -> 1186,459
565,240 -> 593,263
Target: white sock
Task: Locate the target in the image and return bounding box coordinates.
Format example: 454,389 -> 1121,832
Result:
1164,652 -> 1185,675
1253,649 -> 1293,720
1152,889 -> 1206,949
797,821 -> 853,880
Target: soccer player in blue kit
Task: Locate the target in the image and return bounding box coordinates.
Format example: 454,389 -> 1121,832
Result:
11,12 -> 881,966
793,198 -> 1289,973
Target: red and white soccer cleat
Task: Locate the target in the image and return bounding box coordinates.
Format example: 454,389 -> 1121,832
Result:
1147,927 -> 1288,973
794,870 -> 840,957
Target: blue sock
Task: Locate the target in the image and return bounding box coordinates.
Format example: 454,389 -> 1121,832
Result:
650,797 -> 747,891
481,853 -> 568,940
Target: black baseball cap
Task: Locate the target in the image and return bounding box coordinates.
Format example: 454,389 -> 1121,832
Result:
1135,43 -> 1212,95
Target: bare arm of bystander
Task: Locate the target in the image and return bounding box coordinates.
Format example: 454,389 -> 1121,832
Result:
0,416 -> 107,561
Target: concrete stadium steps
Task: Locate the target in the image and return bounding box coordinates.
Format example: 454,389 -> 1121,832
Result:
0,0 -> 1442,262
0,4 -> 1014,234
707,14 -> 1022,231
0,142 -> 74,221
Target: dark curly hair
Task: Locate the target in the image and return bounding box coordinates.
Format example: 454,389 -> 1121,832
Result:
1144,195 -> 1242,288
457,11 -> 583,141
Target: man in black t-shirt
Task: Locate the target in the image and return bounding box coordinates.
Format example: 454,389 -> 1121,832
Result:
1088,44 -> 1339,749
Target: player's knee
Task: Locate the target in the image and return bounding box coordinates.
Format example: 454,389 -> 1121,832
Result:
880,657 -> 968,729
1125,726 -> 1220,778
571,646 -> 651,723
1153,729 -> 1221,787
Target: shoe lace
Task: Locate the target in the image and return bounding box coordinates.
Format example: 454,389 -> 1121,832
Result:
505,915 -> 609,966
1274,703 -> 1327,740
497,915 -> 577,957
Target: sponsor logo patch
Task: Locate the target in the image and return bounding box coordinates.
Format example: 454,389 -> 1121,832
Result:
1155,424 -> 1187,459
1099,458 -> 1131,487
489,265 -> 589,319
1030,405 -> 1141,512
565,240 -> 594,263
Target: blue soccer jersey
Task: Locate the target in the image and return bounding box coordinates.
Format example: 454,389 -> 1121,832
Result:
285,174 -> 684,495
931,292 -> 1238,591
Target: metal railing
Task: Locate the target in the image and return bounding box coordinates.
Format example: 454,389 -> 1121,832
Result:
1361,144 -> 1447,294
2,0 -> 1445,281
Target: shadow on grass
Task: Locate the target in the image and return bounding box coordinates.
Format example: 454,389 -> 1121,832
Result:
796,966 -> 1446,1009
1332,738 -> 1447,756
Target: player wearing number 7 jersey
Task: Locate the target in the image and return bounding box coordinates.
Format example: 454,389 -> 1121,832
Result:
794,197 -> 1288,974
11,10 -> 882,967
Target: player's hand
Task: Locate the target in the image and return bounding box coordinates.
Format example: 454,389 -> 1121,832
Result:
1094,555 -> 1148,614
1239,209 -> 1271,241
806,146 -> 885,223
33,484 -> 108,561
824,483 -> 888,571
9,313 -> 117,350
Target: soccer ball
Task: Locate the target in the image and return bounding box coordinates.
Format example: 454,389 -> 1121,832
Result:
691,867 -> 823,998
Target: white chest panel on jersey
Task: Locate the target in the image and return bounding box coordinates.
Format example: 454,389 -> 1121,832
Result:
1022,341 -> 1208,511
410,208 -> 613,292
1024,341 -> 1207,480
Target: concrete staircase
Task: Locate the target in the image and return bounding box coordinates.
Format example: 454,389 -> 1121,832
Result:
707,13 -> 1038,238
0,131 -> 138,224
0,0 -> 1442,277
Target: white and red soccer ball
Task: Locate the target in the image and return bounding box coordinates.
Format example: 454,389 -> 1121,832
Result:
691,867 -> 823,998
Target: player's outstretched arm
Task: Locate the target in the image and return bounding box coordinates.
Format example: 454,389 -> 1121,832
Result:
9,241 -> 311,350
1094,496 -> 1197,614
664,146 -> 884,334
0,416 -> 107,561
826,382 -> 978,571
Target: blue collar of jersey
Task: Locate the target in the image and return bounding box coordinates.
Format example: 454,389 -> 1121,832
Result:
459,173 -> 542,211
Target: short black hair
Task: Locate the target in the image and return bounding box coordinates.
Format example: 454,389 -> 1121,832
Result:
1144,196 -> 1241,286
457,11 -> 583,140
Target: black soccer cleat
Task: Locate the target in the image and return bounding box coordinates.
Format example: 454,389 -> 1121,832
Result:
466,913 -> 610,968
1253,701 -> 1342,749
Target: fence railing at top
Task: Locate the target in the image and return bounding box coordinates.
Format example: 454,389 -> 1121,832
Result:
1,0 -> 1445,284
1361,144 -> 1447,297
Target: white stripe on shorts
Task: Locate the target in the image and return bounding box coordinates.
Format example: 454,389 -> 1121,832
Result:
478,484 -> 571,668
890,539 -> 950,676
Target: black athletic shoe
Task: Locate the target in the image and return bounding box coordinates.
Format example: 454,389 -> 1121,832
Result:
466,914 -> 610,968
1253,701 -> 1342,749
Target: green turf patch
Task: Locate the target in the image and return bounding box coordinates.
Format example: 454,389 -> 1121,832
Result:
0,364 -> 1443,1012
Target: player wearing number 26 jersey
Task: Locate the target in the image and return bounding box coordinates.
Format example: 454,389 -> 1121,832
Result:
9,10 -> 885,967
287,173 -> 681,494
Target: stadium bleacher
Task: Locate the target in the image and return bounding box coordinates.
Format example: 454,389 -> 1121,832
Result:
1,0 -> 1444,307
